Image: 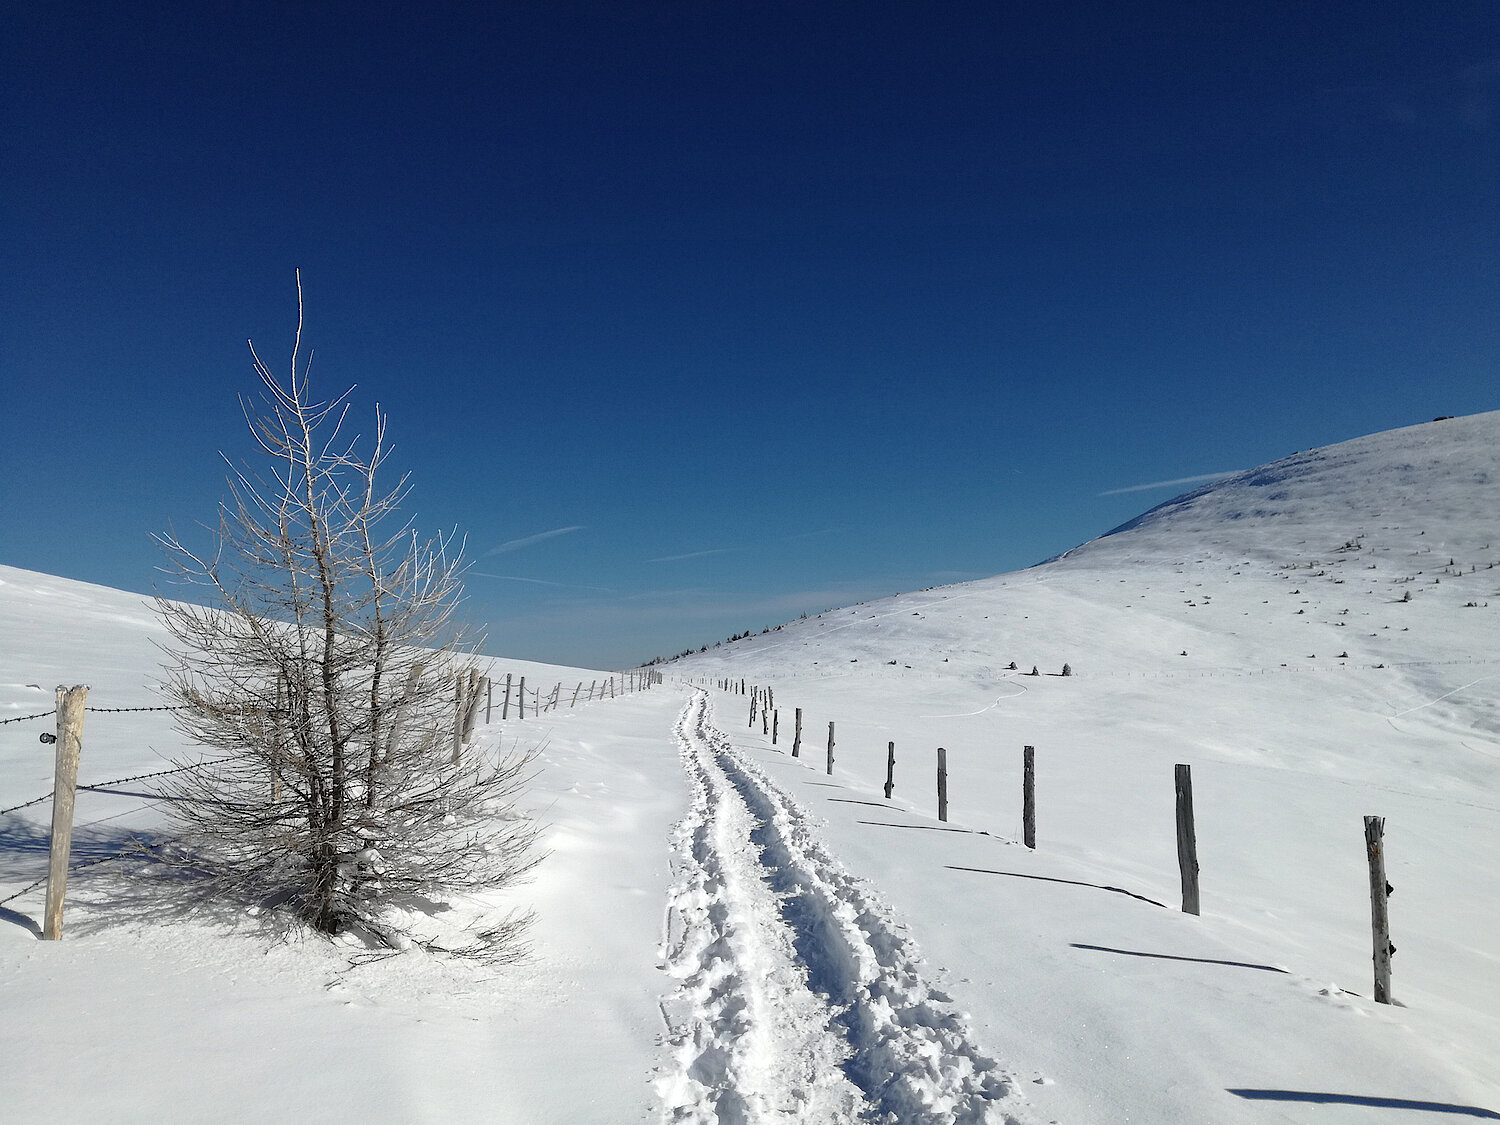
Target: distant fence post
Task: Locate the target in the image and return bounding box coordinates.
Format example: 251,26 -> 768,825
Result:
937,746 -> 948,822
44,684 -> 89,941
572,682 -> 582,707
762,706 -> 768,735
749,694 -> 757,728
451,675 -> 466,761
1023,745 -> 1036,849
485,676 -> 493,724
793,708 -> 802,757
1175,764 -> 1200,915
772,710 -> 779,745
518,676 -> 526,720
502,673 -> 512,720
884,741 -> 895,799
1365,815 -> 1393,1004
826,721 -> 835,775
460,669 -> 482,745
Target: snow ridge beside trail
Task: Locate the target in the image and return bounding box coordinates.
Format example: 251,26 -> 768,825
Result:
657,691 -> 1028,1125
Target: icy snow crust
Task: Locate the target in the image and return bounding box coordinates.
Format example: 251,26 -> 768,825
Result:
3,409 -> 1499,1122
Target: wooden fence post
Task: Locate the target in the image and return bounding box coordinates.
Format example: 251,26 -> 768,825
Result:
884,741 -> 895,799
375,663 -> 423,808
1365,815 -> 1393,1004
772,710 -> 778,745
451,675 -> 466,762
518,676 -> 526,720
762,706 -> 768,735
793,708 -> 802,757
826,721 -> 835,775
937,746 -> 948,822
1023,745 -> 1036,849
43,684 -> 88,941
271,671 -> 288,805
1175,764 -> 1200,915
502,673 -> 512,720
485,676 -> 493,724
461,669 -> 482,744
572,682 -> 581,707
749,694 -> 757,728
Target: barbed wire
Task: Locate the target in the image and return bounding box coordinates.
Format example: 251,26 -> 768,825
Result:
0,845 -> 151,907
0,792 -> 54,816
0,759 -> 225,819
85,704 -> 184,714
0,709 -> 55,726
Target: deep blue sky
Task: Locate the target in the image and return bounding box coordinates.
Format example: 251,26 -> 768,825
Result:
4,2 -> 1497,668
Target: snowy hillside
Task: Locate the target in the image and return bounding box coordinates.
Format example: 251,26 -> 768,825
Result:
670,410 -> 1500,1120
3,410 -> 1498,1123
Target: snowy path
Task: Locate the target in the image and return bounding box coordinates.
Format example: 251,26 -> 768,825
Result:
656,691 -> 1028,1125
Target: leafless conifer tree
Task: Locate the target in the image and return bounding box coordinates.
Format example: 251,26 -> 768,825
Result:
153,277 -> 537,958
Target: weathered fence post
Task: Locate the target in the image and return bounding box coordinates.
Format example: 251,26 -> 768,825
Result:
43,684 -> 88,941
502,673 -> 513,720
749,694 -> 758,728
1365,815 -> 1393,1004
1023,745 -> 1036,849
884,741 -> 895,799
461,669 -> 482,745
937,746 -> 948,822
793,708 -> 802,757
772,710 -> 779,745
374,662 -> 422,808
451,674 -> 466,762
518,676 -> 526,720
485,676 -> 493,724
1175,764 -> 1200,915
826,721 -> 835,775
762,706 -> 768,735
271,671 -> 288,805
572,682 -> 582,707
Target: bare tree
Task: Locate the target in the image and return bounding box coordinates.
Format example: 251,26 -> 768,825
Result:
153,279 -> 537,958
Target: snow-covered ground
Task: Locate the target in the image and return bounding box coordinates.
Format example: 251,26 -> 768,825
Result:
3,410 -> 1498,1122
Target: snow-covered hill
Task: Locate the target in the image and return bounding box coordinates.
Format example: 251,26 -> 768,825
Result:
3,410 -> 1497,1123
670,410 -> 1500,1119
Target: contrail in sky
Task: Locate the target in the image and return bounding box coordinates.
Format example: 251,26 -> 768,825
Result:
484,525 -> 584,555
648,548 -> 736,563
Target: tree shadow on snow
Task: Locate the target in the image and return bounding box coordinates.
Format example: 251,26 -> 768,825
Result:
0,819 -> 254,938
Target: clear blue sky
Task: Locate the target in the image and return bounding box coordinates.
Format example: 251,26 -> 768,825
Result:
4,2 -> 1497,669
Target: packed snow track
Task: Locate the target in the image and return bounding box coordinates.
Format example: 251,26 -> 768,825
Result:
656,691 -> 1028,1124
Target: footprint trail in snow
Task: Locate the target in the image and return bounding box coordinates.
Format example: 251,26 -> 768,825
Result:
657,690 -> 1033,1124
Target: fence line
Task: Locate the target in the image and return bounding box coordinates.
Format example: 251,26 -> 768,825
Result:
684,672 -> 1403,1005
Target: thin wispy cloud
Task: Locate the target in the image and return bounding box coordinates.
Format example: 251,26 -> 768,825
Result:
484,525 -> 584,556
472,572 -> 613,593
1100,471 -> 1242,497
648,548 -> 737,563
